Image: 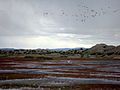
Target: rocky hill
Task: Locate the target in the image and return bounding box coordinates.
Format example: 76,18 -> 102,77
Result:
86,44 -> 120,58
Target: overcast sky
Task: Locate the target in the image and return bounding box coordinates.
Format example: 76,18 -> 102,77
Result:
0,0 -> 120,49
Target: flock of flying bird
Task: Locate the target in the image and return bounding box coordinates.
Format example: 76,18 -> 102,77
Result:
41,3 -> 120,23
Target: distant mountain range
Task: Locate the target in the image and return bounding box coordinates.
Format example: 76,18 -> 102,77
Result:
0,48 -> 15,51
49,47 -> 87,51
0,47 -> 87,51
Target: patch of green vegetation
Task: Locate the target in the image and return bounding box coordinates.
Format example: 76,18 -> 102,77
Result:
0,54 -> 9,58
0,84 -> 38,89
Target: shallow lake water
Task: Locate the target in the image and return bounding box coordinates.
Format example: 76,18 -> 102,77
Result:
0,58 -> 120,89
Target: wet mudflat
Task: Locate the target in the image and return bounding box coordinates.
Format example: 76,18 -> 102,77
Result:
0,58 -> 120,89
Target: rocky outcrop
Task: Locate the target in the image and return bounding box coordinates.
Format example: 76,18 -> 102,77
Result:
87,44 -> 120,56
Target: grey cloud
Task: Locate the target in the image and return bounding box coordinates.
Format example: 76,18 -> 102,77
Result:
0,0 -> 120,48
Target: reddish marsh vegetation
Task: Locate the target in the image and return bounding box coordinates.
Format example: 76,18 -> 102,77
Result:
0,57 -> 120,89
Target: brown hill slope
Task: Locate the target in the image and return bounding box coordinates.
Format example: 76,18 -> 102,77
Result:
87,44 -> 120,57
